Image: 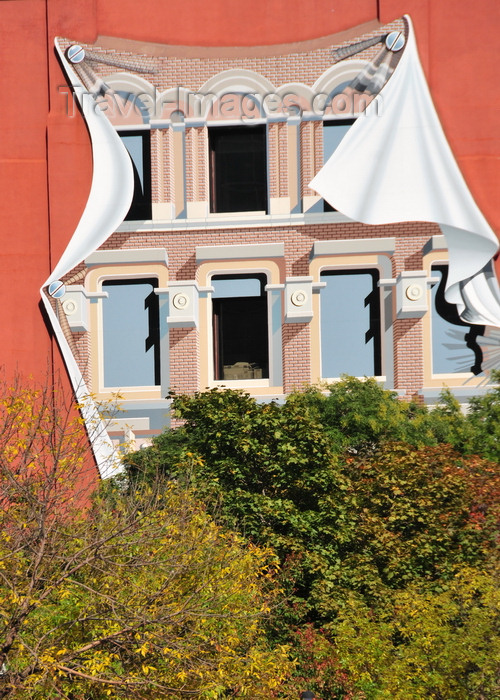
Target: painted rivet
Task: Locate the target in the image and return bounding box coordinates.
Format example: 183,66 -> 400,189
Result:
405,284 -> 423,301
291,289 -> 308,307
62,299 -> 77,315
66,45 -> 86,64
386,31 -> 405,52
172,293 -> 189,310
48,280 -> 66,299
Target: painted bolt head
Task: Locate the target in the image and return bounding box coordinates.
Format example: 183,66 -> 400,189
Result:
386,31 -> 405,52
66,45 -> 86,64
48,280 -> 66,299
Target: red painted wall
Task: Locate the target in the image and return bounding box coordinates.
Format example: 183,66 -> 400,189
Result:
1,0 -> 499,383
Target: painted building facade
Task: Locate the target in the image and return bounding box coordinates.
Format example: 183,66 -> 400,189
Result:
2,1 -> 500,474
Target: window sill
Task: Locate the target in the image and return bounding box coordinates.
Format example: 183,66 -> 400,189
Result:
117,210 -> 352,233
422,383 -> 494,405
322,375 -> 387,383
97,387 -> 162,401
211,379 -> 271,389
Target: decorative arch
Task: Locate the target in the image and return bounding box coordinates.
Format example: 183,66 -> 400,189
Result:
313,59 -> 368,97
199,68 -> 276,97
102,72 -> 156,125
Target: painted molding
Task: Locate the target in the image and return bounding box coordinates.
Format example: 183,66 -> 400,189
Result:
284,277 -> 314,323
422,235 -> 447,255
312,237 -> 396,257
86,248 -> 169,266
196,242 -> 285,262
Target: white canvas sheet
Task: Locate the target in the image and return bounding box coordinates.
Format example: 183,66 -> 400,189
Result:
41,40 -> 135,476
311,16 -> 500,326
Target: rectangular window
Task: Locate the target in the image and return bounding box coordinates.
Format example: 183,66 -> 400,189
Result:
102,279 -> 160,387
431,264 -> 484,375
212,274 -> 269,380
323,119 -> 355,212
320,269 -> 381,377
209,125 -> 268,213
119,131 -> 152,220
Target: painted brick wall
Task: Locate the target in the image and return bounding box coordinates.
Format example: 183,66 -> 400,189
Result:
282,322 -> 311,392
169,327 -> 200,395
56,16 -> 451,402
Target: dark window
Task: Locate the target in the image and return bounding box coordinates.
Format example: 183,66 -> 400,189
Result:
212,274 -> 269,380
431,264 -> 484,375
320,269 -> 381,377
102,279 -> 160,387
322,119 -> 355,212
209,126 -> 268,213
119,131 -> 152,220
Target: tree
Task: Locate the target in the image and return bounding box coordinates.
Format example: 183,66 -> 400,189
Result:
0,377 -> 292,698
127,388 -> 349,616
289,378 -> 410,454
129,388 -> 499,615
127,382 -> 500,698
314,443 -> 500,617
465,370 -> 500,462
286,377 -> 474,456
334,566 -> 500,699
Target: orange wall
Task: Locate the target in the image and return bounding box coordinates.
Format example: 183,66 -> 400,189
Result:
96,0 -> 376,47
0,1 -> 51,378
380,0 -> 500,235
1,0 -> 499,383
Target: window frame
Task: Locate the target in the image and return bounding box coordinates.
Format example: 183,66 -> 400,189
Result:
429,262 -> 485,378
118,129 -> 152,221
198,264 -> 284,391
421,246 -> 488,390
207,269 -> 272,388
85,260 -> 169,401
321,117 -> 357,212
309,247 -> 394,388
318,264 -> 383,381
211,273 -> 270,382
98,270 -> 162,393
208,124 -> 269,215
100,277 -> 161,390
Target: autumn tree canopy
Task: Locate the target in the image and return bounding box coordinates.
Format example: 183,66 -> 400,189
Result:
0,377 -> 292,699
127,378 -> 500,698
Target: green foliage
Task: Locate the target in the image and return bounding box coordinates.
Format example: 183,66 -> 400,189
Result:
465,370 -> 500,461
129,387 -> 345,541
295,378 -> 410,453
315,443 -> 500,616
128,384 -> 499,615
127,378 -> 500,697
424,387 -> 469,449
288,375 -> 500,461
290,377 -> 477,456
335,566 -> 500,699
279,624 -> 357,700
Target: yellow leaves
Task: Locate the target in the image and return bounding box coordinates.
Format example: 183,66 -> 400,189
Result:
0,398 -> 293,698
142,663 -> 156,674
135,642 -> 150,657
83,651 -> 115,676
162,646 -> 182,660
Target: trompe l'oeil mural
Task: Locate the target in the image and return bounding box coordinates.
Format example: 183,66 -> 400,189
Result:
44,16 -> 500,474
